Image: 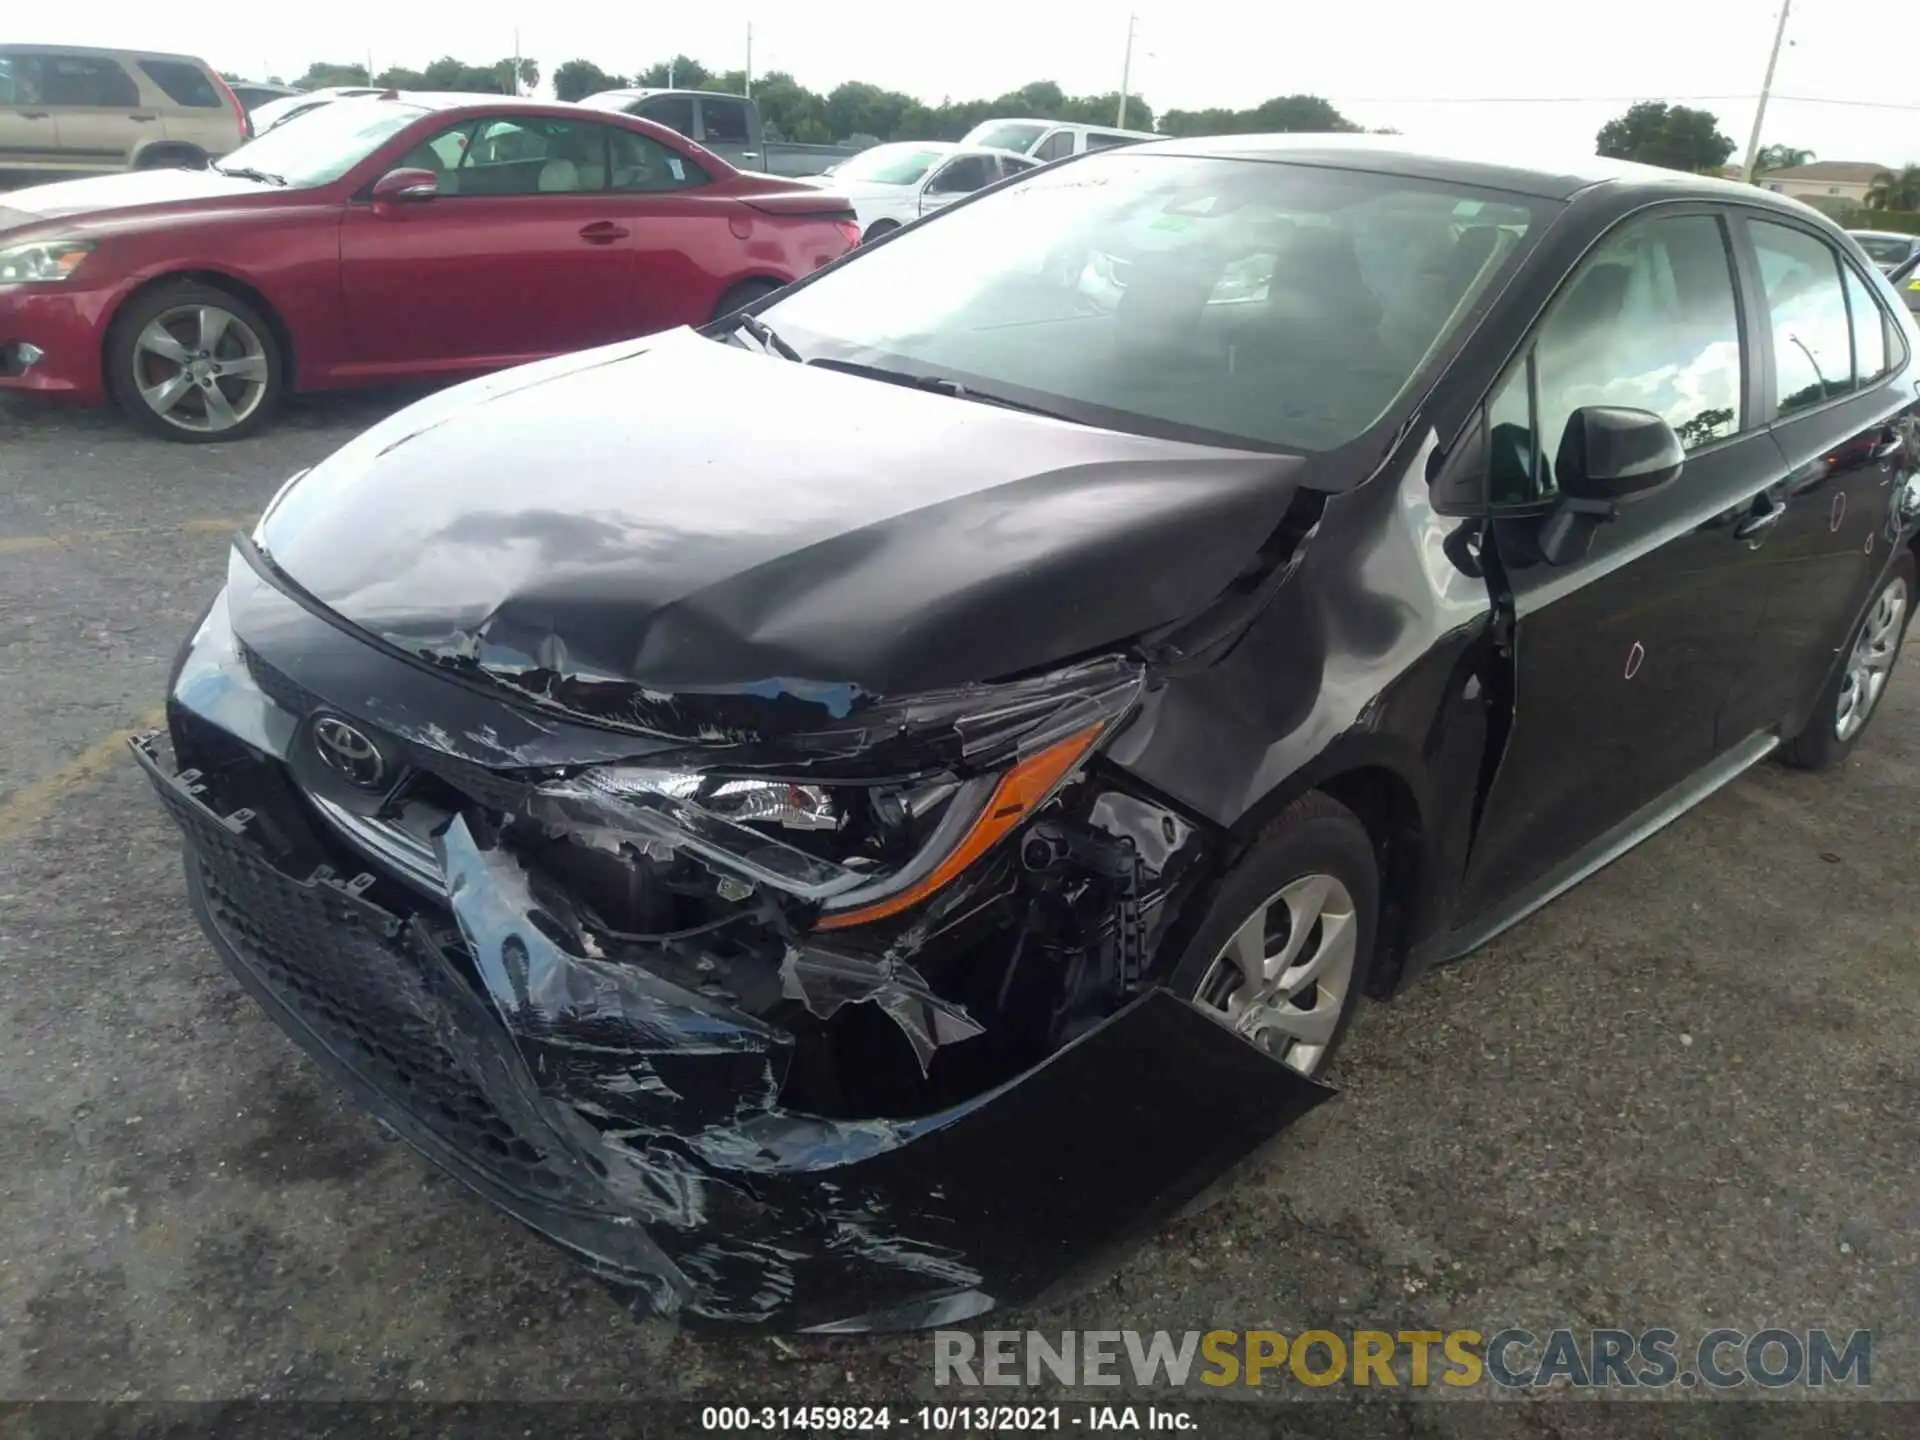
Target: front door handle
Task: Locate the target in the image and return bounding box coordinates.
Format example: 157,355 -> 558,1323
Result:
1733,499 -> 1785,546
129,114 -> 157,123
19,109 -> 50,120
578,222 -> 630,244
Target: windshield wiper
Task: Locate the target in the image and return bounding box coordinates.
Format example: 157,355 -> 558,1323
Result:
805,357 -> 1086,424
712,310 -> 801,361
213,162 -> 287,186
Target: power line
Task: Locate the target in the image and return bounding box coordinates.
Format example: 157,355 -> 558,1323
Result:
1318,93 -> 1920,111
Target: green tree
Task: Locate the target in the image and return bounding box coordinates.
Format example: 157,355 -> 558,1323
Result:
635,56 -> 710,89
1866,165 -> 1920,211
1595,101 -> 1734,173
1159,94 -> 1358,138
553,60 -> 628,102
294,62 -> 372,89
1755,144 -> 1815,173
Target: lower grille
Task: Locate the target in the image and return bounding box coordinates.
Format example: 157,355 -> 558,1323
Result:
138,739 -> 577,1204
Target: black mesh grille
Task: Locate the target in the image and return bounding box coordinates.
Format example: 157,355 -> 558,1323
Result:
146,750 -> 575,1201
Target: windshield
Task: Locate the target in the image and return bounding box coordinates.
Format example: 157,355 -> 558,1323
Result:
762,153 -> 1545,452
219,99 -> 427,184
832,144 -> 947,185
964,121 -> 1048,154
1852,234 -> 1914,266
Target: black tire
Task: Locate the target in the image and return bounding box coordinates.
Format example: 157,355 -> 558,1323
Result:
1781,551 -> 1916,770
106,280 -> 284,443
710,278 -> 784,323
862,219 -> 900,245
1167,791 -> 1379,1080
133,145 -> 206,171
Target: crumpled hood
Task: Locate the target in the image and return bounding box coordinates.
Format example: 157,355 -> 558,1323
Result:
0,168 -> 272,233
259,327 -> 1306,700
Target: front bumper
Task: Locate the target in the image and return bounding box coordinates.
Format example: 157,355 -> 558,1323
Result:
137,581 -> 1332,1330
0,283 -> 113,402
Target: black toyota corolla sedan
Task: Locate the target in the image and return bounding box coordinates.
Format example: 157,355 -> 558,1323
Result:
137,135 -> 1920,1332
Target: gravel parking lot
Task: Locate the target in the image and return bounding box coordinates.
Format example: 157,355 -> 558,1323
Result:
3,385 -> 1918,1435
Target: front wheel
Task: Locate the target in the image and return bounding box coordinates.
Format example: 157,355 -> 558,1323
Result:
1170,791 -> 1378,1080
106,281 -> 282,442
1782,552 -> 1914,770
862,219 -> 900,245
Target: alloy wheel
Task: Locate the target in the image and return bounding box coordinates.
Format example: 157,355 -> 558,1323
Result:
1195,872 -> 1357,1075
132,304 -> 271,435
1835,575 -> 1908,742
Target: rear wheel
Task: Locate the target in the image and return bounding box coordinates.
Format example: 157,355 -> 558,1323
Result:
710,278 -> 784,323
1782,553 -> 1915,770
106,280 -> 283,443
1171,791 -> 1378,1080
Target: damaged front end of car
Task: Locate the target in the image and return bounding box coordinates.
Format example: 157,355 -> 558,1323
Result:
137,478 -> 1335,1329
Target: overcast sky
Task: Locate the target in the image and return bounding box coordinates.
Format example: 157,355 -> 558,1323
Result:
24,0 -> 1920,167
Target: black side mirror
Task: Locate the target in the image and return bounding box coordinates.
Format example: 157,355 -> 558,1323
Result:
1535,406 -> 1683,566
1555,405 -> 1684,502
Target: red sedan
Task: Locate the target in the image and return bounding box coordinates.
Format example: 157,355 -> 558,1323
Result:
0,93 -> 859,440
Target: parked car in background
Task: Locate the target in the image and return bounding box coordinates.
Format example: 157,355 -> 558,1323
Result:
805,140 -> 1037,241
0,44 -> 248,174
227,80 -> 304,116
1848,229 -> 1920,274
960,117 -> 1158,162
0,93 -> 858,439
1891,249 -> 1920,316
137,135 -> 1919,1330
577,87 -> 865,178
250,85 -> 387,135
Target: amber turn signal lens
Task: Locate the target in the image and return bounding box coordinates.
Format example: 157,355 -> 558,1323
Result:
814,725 -> 1105,930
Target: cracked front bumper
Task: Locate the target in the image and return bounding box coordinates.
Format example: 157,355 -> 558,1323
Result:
135,586 -> 1333,1330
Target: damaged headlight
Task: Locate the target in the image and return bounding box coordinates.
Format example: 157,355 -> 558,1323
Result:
528,656 -> 1146,929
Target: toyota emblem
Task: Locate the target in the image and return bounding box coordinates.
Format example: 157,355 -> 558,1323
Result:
312,716 -> 388,791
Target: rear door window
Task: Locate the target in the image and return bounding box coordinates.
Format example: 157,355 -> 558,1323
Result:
139,59 -> 221,107
699,98 -> 750,145
1749,220 -> 1857,414
636,95 -> 694,137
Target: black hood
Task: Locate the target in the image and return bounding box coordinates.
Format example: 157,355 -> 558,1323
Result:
260,328 -> 1306,703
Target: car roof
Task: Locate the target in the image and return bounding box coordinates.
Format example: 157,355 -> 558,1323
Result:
1,42 -> 210,64
585,88 -> 746,102
970,117 -> 1157,138
1846,228 -> 1917,241
1112,132 -> 1824,205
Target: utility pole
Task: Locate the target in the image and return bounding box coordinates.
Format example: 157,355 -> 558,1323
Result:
668,58 -> 676,88
745,23 -> 754,98
1740,0 -> 1792,184
1116,13 -> 1137,128
511,29 -> 521,96
365,48 -> 374,85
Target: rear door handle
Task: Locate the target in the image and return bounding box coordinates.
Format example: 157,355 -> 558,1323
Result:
578,222 -> 630,244
129,114 -> 157,123
19,109 -> 50,120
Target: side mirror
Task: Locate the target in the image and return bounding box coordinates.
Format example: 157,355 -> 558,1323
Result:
371,167 -> 438,204
1534,406 -> 1683,566
1555,405 -> 1684,502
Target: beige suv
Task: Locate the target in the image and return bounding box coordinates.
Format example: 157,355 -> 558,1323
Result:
0,44 -> 248,175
